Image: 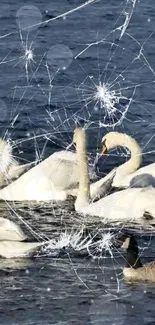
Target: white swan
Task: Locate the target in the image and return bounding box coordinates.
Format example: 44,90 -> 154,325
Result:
0,217 -> 26,241
0,139 -> 113,201
0,217 -> 47,258
74,128 -> 155,222
100,132 -> 155,188
0,241 -> 46,259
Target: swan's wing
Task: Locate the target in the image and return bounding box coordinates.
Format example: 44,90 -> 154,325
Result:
79,187 -> 155,222
50,151 -> 77,161
0,241 -> 46,258
7,161 -> 36,180
130,173 -> 155,188
90,168 -> 116,201
0,150 -> 96,200
38,153 -> 96,189
67,169 -> 116,198
5,151 -> 77,188
0,218 -> 27,241
48,158 -> 79,190
51,151 -> 96,182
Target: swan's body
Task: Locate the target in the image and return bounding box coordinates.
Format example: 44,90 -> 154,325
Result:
101,132 -> 155,188
0,151 -> 94,201
0,147 -> 112,201
78,187 -> 155,222
74,128 -> 155,222
0,217 -> 47,258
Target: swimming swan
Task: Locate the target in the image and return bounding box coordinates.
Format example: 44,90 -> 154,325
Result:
100,132 -> 155,188
0,217 -> 26,241
0,139 -> 113,201
0,241 -> 46,259
0,217 -> 47,258
115,232 -> 155,282
74,128 -> 155,222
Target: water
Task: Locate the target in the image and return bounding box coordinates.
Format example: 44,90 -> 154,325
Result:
0,0 -> 155,324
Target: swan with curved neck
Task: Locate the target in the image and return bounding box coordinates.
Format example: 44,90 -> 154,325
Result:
101,132 -> 155,188
74,128 -> 155,222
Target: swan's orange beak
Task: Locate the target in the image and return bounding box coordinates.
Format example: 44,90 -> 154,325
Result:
101,140 -> 108,155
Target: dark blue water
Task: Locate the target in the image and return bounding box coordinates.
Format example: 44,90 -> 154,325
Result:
0,0 -> 155,324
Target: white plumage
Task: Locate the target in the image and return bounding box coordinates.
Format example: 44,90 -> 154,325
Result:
74,128 -> 155,222
0,217 -> 48,258
78,187 -> 155,222
0,217 -> 26,241
100,132 -> 155,188
0,241 -> 44,258
0,141 -> 112,201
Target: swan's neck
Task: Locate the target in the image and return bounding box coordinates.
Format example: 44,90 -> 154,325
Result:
125,236 -> 143,269
75,136 -> 90,210
116,134 -> 142,176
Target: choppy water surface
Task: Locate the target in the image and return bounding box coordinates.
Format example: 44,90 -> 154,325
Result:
0,200 -> 154,325
0,0 -> 155,324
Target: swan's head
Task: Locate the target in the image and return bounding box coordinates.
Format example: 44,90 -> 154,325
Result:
73,128 -> 87,151
101,132 -> 119,154
101,131 -> 139,154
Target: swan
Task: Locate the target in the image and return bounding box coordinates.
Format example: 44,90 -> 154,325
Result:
115,232 -> 155,282
100,132 -> 155,188
0,217 -> 26,241
0,217 -> 47,258
0,138 -> 114,201
74,128 -> 155,222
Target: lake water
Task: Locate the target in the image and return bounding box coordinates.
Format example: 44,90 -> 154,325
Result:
0,0 -> 155,324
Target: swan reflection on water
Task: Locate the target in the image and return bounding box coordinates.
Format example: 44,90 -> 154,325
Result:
0,258 -> 32,272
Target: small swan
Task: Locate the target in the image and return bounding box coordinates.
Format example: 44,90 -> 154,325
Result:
115,232 -> 155,282
0,217 -> 47,258
100,132 -> 155,188
0,136 -> 113,201
74,128 -> 155,222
